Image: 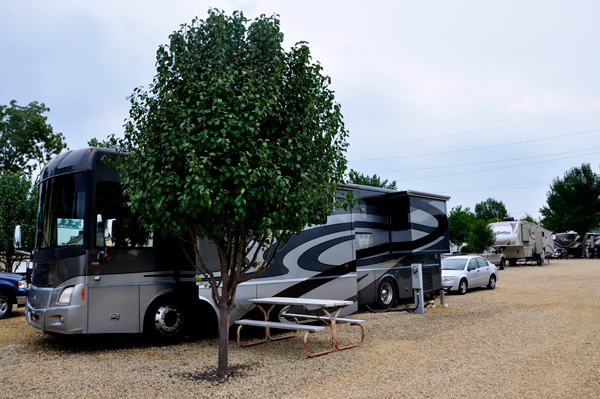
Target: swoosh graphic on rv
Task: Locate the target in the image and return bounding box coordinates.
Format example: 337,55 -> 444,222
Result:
258,222 -> 353,279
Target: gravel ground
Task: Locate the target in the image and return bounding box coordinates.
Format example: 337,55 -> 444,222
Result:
1,259 -> 599,398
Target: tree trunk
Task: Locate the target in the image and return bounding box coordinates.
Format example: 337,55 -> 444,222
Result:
217,297 -> 231,378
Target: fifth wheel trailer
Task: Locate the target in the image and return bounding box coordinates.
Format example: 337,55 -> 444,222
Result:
489,218 -> 553,266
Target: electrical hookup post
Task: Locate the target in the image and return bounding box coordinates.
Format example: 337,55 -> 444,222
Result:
411,263 -> 425,314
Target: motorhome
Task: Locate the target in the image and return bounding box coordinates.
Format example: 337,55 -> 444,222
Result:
20,148 -> 450,343
489,218 -> 553,266
554,232 -> 600,258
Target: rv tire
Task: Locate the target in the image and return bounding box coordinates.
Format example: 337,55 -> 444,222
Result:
458,279 -> 468,295
377,278 -> 397,309
509,259 -> 517,267
144,297 -> 185,345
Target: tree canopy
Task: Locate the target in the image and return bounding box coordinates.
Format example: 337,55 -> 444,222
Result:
448,205 -> 475,250
0,172 -> 37,271
0,100 -> 68,175
467,219 -> 496,253
115,9 -> 349,377
540,163 -> 600,257
475,198 -> 508,222
88,134 -> 118,148
347,170 -> 397,190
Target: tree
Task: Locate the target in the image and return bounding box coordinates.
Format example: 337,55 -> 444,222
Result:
475,198 -> 508,222
0,100 -> 68,174
540,163 -> 600,257
347,170 -> 397,190
520,214 -> 537,224
88,134 -> 118,148
448,205 -> 475,251
0,172 -> 37,271
467,219 -> 495,253
115,10 -> 349,377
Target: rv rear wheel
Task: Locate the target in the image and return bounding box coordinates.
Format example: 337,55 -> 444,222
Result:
377,278 -> 397,309
509,259 -> 517,267
145,298 -> 185,345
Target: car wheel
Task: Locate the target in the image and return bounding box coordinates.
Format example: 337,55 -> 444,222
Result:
500,258 -> 507,270
144,297 -> 185,345
377,278 -> 397,309
458,279 -> 468,295
487,275 -> 496,290
0,293 -> 13,319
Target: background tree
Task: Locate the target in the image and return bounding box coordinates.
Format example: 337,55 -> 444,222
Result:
0,172 -> 37,271
348,170 -> 397,190
0,100 -> 68,174
88,134 -> 118,148
115,10 -> 349,377
448,205 -> 475,252
467,219 -> 496,253
540,163 -> 600,257
520,214 -> 537,224
475,198 -> 508,222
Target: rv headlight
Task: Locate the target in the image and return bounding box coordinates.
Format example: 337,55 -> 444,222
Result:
442,276 -> 455,281
57,287 -> 74,304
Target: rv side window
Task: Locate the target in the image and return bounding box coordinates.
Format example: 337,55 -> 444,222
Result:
95,181 -> 153,248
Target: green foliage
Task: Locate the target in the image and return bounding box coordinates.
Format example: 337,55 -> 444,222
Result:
115,9 -> 349,376
0,172 -> 37,271
0,100 -> 68,175
347,170 -> 397,190
467,219 -> 495,253
540,163 -> 600,255
448,205 -> 475,249
88,134 -> 119,148
475,198 -> 508,221
520,214 -> 537,224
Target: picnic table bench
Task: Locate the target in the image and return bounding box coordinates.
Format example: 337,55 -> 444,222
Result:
235,297 -> 366,357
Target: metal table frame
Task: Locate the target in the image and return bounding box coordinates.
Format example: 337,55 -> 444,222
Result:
237,297 -> 365,357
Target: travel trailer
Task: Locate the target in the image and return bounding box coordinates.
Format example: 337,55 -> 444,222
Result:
489,218 -> 553,266
18,148 -> 450,343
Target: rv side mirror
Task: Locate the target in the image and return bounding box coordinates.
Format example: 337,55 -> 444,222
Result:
104,219 -> 116,248
14,225 -> 21,249
98,219 -> 116,261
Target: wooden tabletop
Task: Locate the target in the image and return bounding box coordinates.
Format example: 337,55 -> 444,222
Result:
248,297 -> 354,308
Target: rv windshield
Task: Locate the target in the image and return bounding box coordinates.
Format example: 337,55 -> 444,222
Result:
36,173 -> 87,249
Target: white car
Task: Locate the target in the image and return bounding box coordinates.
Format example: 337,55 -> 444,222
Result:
441,255 -> 498,295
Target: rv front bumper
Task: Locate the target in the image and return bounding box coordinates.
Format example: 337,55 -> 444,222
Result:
26,301 -> 85,335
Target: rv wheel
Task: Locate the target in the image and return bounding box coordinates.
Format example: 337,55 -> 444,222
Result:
377,278 -> 397,309
145,298 -> 185,345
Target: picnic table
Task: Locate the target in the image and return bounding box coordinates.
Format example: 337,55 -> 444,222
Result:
235,297 -> 365,357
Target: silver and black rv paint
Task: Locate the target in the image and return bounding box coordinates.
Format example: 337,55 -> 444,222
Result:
554,232 -> 600,258
26,148 -> 450,340
198,184 -> 450,326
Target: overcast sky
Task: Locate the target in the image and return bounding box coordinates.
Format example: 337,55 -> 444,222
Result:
2,0 -> 599,221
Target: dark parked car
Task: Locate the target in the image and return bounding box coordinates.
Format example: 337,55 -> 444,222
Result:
0,272 -> 29,319
552,248 -> 569,259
